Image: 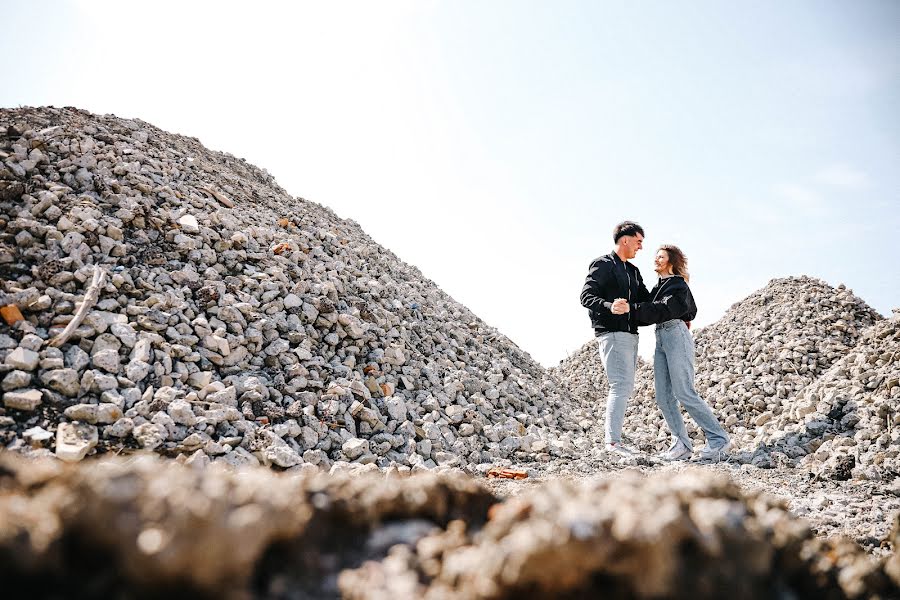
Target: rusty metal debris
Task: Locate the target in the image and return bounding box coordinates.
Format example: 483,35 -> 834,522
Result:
486,467 -> 528,480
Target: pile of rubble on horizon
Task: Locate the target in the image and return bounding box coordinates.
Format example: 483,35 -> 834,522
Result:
0,106 -> 588,473
1,451 -> 897,599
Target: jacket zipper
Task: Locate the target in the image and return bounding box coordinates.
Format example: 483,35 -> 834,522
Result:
624,261 -> 632,329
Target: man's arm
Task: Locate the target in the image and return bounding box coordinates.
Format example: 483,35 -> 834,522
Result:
580,260 -> 613,312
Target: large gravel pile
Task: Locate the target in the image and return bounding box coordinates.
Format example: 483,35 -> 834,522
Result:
758,310 -> 900,479
2,451 -> 897,599
692,277 -> 880,445
553,276 -> 885,465
0,106 -> 582,472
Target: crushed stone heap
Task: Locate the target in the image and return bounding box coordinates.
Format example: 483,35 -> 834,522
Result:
1,452 -> 897,599
552,277 -> 884,468
759,310 -> 900,480
0,106 -> 581,472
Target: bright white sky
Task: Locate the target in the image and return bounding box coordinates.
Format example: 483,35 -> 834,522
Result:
3,1 -> 898,366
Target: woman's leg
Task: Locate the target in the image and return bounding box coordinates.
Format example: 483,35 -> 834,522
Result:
654,330 -> 691,450
665,324 -> 729,448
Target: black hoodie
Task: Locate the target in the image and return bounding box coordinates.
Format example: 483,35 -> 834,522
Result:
631,275 -> 697,326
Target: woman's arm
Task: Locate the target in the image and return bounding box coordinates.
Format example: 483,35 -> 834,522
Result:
631,286 -> 690,325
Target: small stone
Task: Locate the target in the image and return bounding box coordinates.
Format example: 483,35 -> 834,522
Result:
2,370 -> 32,391
385,397 -> 407,422
23,426 -> 53,446
106,417 -> 135,438
167,400 -> 197,426
133,423 -> 165,450
284,293 -> 303,309
0,304 -> 24,326
264,444 -> 303,468
177,214 -> 200,233
55,422 -> 98,462
3,389 -> 42,411
207,386 -> 237,407
64,403 -> 123,424
125,360 -> 151,382
185,449 -> 210,468
40,368 -> 82,397
66,346 -> 91,371
5,347 -> 40,371
754,412 -> 774,427
91,348 -> 121,373
19,333 -> 43,351
342,437 -> 370,460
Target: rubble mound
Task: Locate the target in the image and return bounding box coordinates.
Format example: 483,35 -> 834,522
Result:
0,106 -> 577,471
756,311 -> 900,478
1,451 -> 896,599
691,276 -> 880,442
552,277 -> 883,463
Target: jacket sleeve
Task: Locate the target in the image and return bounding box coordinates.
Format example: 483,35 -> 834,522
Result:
580,260 -> 613,313
632,287 -> 690,325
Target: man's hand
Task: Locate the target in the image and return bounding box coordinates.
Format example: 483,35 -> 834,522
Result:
610,298 -> 630,315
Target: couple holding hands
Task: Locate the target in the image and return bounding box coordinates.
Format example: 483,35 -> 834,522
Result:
580,221 -> 731,462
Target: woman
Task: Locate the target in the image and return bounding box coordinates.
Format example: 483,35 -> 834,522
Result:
622,245 -> 730,461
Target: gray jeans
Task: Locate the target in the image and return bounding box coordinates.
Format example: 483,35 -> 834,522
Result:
654,320 -> 729,450
597,331 -> 639,445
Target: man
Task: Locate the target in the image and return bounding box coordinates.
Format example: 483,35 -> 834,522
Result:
580,221 -> 650,457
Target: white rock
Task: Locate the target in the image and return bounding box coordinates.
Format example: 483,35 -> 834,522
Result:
167,399 -> 197,426
4,389 -> 42,411
342,437 -> 370,460
23,426 -> 53,445
177,214 -> 200,233
55,422 -> 98,462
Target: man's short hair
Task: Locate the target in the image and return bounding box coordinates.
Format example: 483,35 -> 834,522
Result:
613,221 -> 644,243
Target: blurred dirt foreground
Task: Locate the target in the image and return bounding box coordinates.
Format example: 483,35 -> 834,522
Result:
1,452 -> 898,599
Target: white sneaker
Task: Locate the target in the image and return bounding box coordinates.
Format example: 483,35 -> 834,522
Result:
658,440 -> 692,461
698,440 -> 732,462
605,442 -> 639,457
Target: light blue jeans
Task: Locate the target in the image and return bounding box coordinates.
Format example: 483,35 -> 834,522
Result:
654,320 -> 729,450
597,331 -> 639,445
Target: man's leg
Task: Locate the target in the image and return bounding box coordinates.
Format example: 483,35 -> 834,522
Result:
666,324 -> 729,448
597,332 -> 638,445
654,331 -> 691,450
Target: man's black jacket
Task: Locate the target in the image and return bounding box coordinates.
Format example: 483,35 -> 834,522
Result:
632,275 -> 698,325
580,252 -> 650,335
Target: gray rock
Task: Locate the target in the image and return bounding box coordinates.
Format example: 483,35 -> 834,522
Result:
92,348 -> 121,373
5,347 -> 39,371
65,345 -> 91,371
2,370 -> 32,391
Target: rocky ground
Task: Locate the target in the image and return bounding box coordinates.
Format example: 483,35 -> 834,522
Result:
487,460 -> 900,560
1,106 -> 898,598
2,452 -> 898,599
